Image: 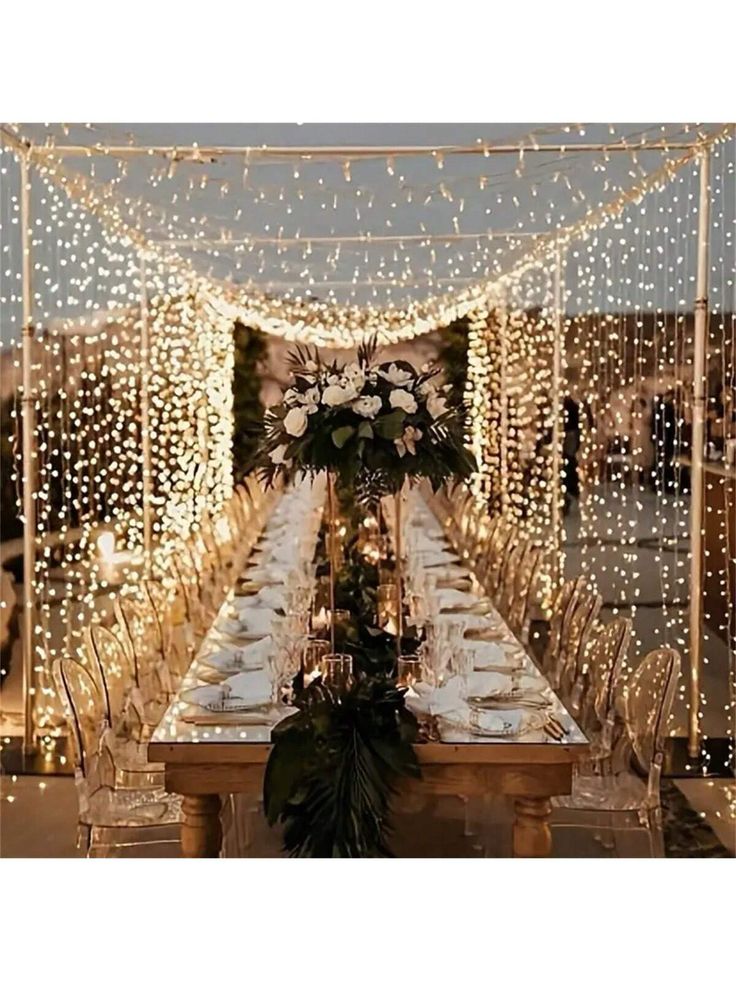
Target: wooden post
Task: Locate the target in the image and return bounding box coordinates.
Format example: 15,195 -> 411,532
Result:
687,149 -> 711,759
19,153 -> 36,754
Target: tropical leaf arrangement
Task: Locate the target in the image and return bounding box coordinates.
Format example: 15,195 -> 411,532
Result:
263,495 -> 421,857
254,337 -> 476,499
263,677 -> 420,858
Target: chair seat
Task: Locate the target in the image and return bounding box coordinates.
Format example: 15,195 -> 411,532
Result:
552,771 -> 647,812
82,784 -> 181,828
101,731 -> 165,790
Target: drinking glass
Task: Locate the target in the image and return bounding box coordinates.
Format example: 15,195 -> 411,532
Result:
320,653 -> 353,694
397,654 -> 423,688
266,643 -> 300,703
451,642 -> 474,684
303,638 -> 330,678
408,589 -> 428,626
285,584 -> 312,617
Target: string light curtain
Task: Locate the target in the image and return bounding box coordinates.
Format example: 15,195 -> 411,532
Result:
0,146 -> 234,741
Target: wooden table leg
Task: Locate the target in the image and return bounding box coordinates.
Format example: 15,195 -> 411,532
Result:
180,794 -> 223,858
512,796 -> 553,858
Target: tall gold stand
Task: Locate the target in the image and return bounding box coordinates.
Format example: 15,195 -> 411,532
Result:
327,472 -> 337,653
394,488 -> 403,651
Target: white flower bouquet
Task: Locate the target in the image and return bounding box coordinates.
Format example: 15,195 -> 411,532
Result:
255,339 -> 476,498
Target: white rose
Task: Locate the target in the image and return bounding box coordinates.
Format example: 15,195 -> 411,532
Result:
269,444 -> 287,464
379,363 -> 414,387
323,383 -> 357,407
427,392 -> 448,419
283,406 -> 309,437
298,386 -> 321,414
352,395 -> 383,419
389,389 -> 418,414
344,362 -> 366,391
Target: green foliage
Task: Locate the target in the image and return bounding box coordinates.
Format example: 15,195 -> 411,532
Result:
435,316 -> 471,404
264,676 -> 419,858
232,320 -> 269,482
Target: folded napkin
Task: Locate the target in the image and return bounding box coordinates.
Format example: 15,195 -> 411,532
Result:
466,672 -> 513,698
236,607 -> 276,636
203,636 -> 272,673
246,566 -> 287,585
422,550 -> 460,567
224,669 -> 272,706
405,676 -> 466,718
438,612 -> 491,633
214,608 -> 274,639
467,640 -> 509,669
436,587 -> 476,610
233,585 -> 286,611
268,541 -> 302,563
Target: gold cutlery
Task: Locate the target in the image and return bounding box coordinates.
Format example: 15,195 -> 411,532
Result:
182,713 -> 272,727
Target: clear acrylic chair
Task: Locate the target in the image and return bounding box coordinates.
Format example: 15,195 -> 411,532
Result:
468,512 -> 499,573
550,647 -> 680,857
85,623 -> 165,788
113,591 -> 172,725
496,536 -> 528,621
542,575 -> 586,681
54,658 -> 180,857
172,550 -> 208,640
571,616 -> 632,764
140,577 -> 195,684
507,545 -> 544,642
186,537 -> 221,625
480,519 -> 516,603
554,588 -> 602,703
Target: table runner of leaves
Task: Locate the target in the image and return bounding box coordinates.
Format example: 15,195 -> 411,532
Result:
263,493 -> 421,858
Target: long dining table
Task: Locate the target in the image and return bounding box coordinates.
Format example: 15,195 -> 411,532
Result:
150,482 -> 588,858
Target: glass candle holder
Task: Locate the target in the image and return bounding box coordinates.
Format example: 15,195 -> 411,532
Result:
320,653 -> 353,693
377,583 -> 399,631
397,654 -> 423,688
303,639 -> 330,679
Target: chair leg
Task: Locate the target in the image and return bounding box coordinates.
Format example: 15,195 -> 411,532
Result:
76,823 -> 92,858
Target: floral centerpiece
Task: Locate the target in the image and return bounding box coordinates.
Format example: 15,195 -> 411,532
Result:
255,338 -> 476,499
254,342 -> 475,857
